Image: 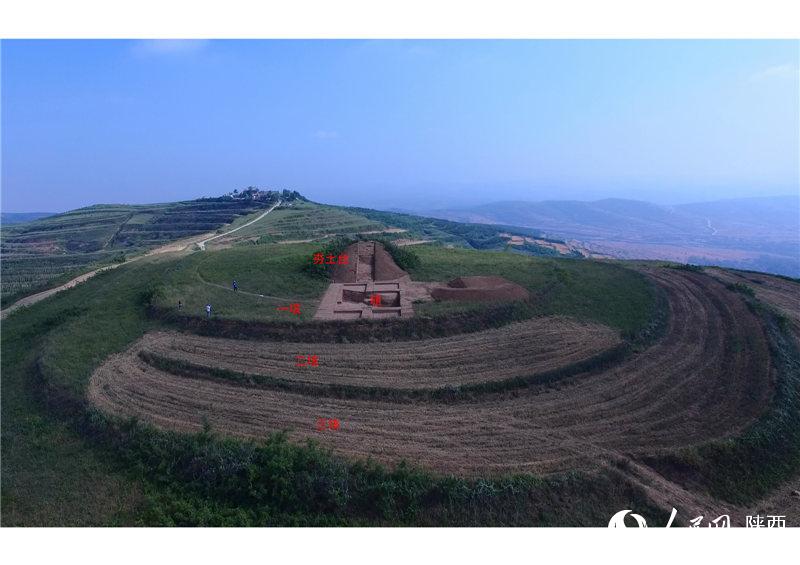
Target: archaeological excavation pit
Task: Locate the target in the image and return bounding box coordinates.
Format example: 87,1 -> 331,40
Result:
314,242 -> 414,320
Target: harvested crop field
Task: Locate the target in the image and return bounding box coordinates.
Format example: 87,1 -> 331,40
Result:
88,268 -> 775,475
101,317 -> 621,391
708,268 -> 800,337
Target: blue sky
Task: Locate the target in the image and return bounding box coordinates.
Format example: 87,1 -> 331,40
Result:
2,39 -> 798,212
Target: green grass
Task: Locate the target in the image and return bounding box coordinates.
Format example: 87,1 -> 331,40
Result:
212,201 -> 385,244
0,259 -> 102,308
9,226 -> 788,526
2,243 -> 671,525
150,241 -> 657,339
725,281 -> 757,297
152,243 -> 330,322
1,266 -> 156,524
0,195 -> 288,302
338,206 -> 573,255
409,245 -> 656,336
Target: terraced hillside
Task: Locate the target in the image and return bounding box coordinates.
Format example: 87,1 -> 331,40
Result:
340,205 -> 583,255
0,195 -> 284,304
207,201 -> 386,246
706,268 -> 800,338
109,317 -> 621,391
4,205 -> 799,527
205,201 -> 584,260
88,267 -> 774,477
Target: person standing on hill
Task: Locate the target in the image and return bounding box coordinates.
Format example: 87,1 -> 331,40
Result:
206,303 -> 212,318
232,280 -> 238,292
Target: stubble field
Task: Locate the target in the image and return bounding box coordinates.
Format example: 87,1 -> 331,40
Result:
88,268 -> 774,475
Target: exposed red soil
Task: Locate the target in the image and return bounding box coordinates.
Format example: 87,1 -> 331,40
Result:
431,276 -> 529,302
373,242 -> 408,281
319,242 -> 529,320
89,268 -> 774,477
327,247 -> 359,283
328,241 -> 408,283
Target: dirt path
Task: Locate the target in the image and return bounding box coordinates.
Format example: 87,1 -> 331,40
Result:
1,266 -> 118,320
1,236 -> 201,319
196,201 -> 280,250
1,202 -> 281,319
89,268 -> 774,477
195,273 -> 298,303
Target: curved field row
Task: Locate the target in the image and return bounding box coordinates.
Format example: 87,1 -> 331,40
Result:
137,317 -> 621,390
708,268 -> 800,337
88,268 -> 774,475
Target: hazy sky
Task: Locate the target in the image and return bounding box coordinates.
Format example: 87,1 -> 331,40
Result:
2,39 -> 798,212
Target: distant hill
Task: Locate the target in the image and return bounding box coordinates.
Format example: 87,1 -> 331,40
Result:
427,196 -> 800,277
1,212 -> 55,225
0,190 -> 299,304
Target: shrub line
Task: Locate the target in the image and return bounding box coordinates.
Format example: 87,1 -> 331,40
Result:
137,342 -> 632,404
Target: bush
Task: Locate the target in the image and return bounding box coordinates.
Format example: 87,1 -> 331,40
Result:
139,282 -> 166,307
670,263 -> 704,272
726,282 -> 756,297
378,239 -> 421,271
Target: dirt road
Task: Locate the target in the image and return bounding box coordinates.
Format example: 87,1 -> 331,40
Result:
196,201 -> 280,250
1,201 -> 281,319
1,266 -> 118,320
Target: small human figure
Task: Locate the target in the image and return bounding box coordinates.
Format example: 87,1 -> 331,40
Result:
178,300 -> 183,310
205,303 -> 212,318
232,280 -> 238,292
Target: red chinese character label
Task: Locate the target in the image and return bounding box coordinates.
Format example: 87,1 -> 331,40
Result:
277,303 -> 301,315
295,354 -> 319,367
316,418 -> 340,431
312,253 -> 348,265
369,293 -> 382,307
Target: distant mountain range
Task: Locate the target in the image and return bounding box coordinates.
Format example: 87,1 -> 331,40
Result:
1,212 -> 55,225
427,196 -> 800,277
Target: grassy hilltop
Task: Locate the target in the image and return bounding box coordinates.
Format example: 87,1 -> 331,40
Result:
0,193 -> 661,526
3,191 -> 797,527
0,190 -> 296,306
1,238 -> 662,526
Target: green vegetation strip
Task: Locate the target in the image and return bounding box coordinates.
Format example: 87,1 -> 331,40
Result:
1,196 -> 284,303
35,352 -> 663,526
150,300 -> 540,342
137,342 -> 632,404
3,249 -> 667,525
150,259 -> 667,347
